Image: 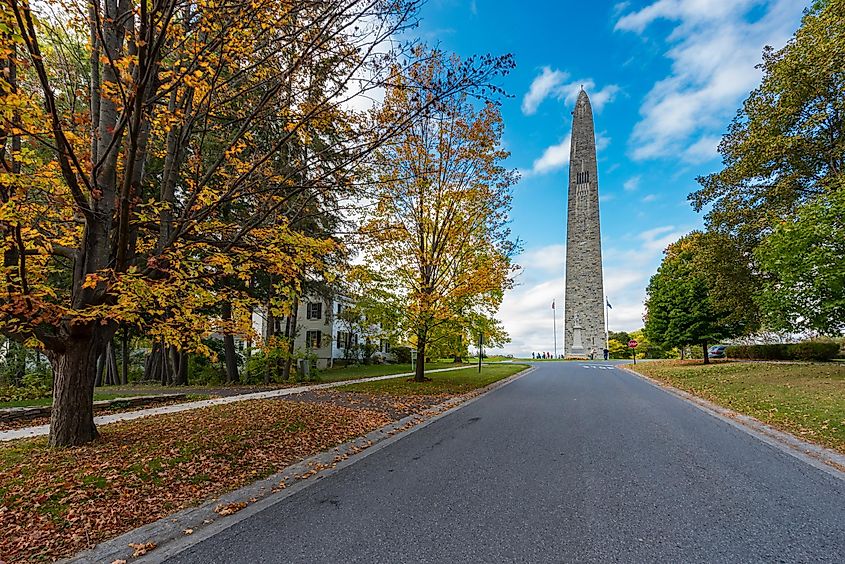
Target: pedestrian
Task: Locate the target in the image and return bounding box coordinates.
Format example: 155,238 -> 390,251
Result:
589,347 -> 596,360
531,352 -> 535,359
603,348 -> 609,360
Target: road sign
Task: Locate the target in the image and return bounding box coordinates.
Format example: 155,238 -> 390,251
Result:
628,339 -> 638,348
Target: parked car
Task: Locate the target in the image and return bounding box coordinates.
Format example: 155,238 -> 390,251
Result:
708,345 -> 728,359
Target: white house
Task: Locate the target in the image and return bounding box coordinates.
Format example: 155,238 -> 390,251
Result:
253,294 -> 390,369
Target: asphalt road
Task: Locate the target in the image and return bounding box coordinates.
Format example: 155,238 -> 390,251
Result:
164,361 -> 845,563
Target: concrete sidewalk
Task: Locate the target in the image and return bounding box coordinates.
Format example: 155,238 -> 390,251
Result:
0,365 -> 472,442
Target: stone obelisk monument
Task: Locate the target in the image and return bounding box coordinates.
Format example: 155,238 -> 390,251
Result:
564,89 -> 606,358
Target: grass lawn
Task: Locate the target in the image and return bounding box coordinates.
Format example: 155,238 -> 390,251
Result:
0,391 -> 171,409
464,355 -> 514,363
339,363 -> 528,396
629,360 -> 845,454
317,361 -> 461,383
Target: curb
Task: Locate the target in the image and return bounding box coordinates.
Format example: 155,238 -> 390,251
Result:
66,365 -> 535,563
618,364 -> 845,481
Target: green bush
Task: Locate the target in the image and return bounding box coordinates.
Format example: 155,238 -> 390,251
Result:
726,341 -> 839,361
392,346 -> 412,363
0,373 -> 52,403
727,344 -> 792,360
187,354 -> 224,385
790,341 -> 840,361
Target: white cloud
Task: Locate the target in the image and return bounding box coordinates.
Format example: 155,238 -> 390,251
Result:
623,175 -> 641,192
616,0 -> 804,162
522,68 -> 620,115
600,193 -> 616,202
518,244 -> 566,274
530,134 -> 571,174
638,224 -> 689,252
595,131 -> 611,152
470,0 -> 478,15
684,135 -> 720,163
642,194 -> 658,202
522,67 -> 569,115
615,0 -> 758,34
561,81 -> 620,113
528,130 -> 610,176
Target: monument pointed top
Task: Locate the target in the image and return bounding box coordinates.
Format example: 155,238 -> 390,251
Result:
577,88 -> 590,104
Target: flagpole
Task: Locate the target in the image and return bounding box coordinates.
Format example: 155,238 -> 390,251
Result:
605,296 -> 610,346
553,300 -> 557,359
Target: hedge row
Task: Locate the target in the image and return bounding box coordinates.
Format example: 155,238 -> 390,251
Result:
725,341 -> 840,361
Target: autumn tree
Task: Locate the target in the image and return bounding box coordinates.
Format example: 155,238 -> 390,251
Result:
364,53 -> 518,382
0,0 -> 511,446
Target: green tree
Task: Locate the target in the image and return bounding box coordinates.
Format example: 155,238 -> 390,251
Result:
645,232 -> 757,363
755,187 -> 845,335
691,1 -> 844,248
607,339 -> 629,359
608,331 -> 632,358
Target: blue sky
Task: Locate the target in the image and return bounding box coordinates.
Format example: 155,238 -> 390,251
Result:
410,0 -> 809,356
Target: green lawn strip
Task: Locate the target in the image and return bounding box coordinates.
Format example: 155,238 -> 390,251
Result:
464,355 -> 514,363
629,361 -> 845,454
317,362 -> 461,383
337,363 -> 528,396
0,391 -> 185,409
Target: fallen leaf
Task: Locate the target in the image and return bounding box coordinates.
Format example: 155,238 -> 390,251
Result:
214,502 -> 247,516
128,541 -> 156,557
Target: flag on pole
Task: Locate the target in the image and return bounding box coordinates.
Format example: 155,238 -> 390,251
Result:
551,300 -> 555,309
606,298 -> 612,309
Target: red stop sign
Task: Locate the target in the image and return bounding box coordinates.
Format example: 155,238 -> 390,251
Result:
628,339 -> 638,348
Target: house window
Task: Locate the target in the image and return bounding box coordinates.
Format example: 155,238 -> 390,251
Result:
337,303 -> 343,315
306,302 -> 322,320
306,330 -> 322,349
381,340 -> 390,353
337,331 -> 357,349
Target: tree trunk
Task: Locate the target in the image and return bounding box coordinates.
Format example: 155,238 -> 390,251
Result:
414,336 -> 427,382
282,295 -> 299,381
702,342 -> 710,365
47,336 -> 104,447
221,301 -> 240,383
95,350 -> 105,387
120,326 -> 129,385
264,298 -> 274,385
176,351 -> 188,385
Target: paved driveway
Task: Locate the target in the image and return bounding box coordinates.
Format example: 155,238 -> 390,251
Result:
163,361 -> 845,563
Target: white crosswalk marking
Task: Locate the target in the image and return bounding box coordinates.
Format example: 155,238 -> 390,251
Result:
580,365 -> 615,370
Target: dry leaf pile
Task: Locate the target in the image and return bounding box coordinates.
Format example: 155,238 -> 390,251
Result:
0,399 -> 390,561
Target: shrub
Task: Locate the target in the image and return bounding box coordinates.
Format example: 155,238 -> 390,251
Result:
726,341 -> 839,361
790,341 -> 840,361
392,346 -> 412,364
726,344 -> 792,360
